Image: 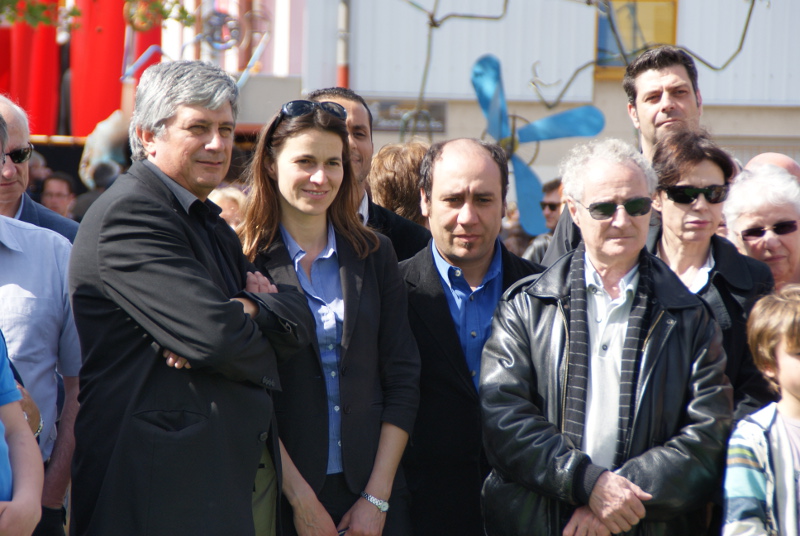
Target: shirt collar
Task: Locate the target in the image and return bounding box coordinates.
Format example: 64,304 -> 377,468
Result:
13,194 -> 24,220
144,160 -> 201,215
0,216 -> 23,252
280,222 -> 338,264
585,253 -> 639,298
432,238 -> 503,290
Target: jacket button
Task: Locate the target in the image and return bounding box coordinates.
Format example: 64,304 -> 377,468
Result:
258,432 -> 269,442
344,405 -> 351,414
341,366 -> 348,376
261,376 -> 269,385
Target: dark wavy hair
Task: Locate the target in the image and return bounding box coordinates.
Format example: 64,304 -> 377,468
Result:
623,46 -> 699,106
240,107 -> 378,260
651,128 -> 734,188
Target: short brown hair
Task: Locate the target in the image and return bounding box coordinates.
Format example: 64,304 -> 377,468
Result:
747,284 -> 800,393
623,46 -> 699,106
368,141 -> 428,226
651,128 -> 735,188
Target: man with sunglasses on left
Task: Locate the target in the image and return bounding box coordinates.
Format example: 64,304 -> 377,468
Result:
0,97 -> 78,244
479,138 -> 733,536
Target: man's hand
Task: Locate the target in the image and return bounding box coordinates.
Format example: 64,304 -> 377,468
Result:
163,349 -> 190,369
563,506 -> 611,536
337,497 -> 386,536
245,271 -> 277,294
0,499 -> 42,536
588,472 -> 652,534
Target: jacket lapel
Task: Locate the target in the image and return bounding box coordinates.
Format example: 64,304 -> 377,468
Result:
405,247 -> 476,396
337,233 -> 364,365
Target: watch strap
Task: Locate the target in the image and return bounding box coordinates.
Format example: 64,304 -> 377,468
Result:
359,491 -> 389,513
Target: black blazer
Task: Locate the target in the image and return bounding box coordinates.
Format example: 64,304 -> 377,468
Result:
368,200 -> 431,261
646,230 -> 777,419
69,161 -> 312,536
400,242 -> 541,536
254,232 -> 420,495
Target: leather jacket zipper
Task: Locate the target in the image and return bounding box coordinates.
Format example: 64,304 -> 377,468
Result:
558,300 -> 570,434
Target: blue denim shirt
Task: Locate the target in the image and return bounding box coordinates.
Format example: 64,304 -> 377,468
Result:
432,239 -> 503,390
280,224 -> 345,474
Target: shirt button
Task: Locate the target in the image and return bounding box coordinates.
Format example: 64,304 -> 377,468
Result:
596,318 -> 602,323
470,331 -> 477,338
330,371 -> 336,377
602,344 -> 608,351
334,405 -> 340,412
258,432 -> 269,442
455,269 -> 462,277
338,441 -> 342,447
471,370 -> 477,377
328,344 -> 335,350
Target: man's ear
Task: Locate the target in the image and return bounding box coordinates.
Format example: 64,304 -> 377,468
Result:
139,127 -> 157,157
627,102 -> 640,130
652,190 -> 663,213
696,89 -> 703,115
566,197 -> 580,228
420,189 -> 430,218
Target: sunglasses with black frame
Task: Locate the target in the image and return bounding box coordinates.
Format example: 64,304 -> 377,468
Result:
576,197 -> 652,221
659,184 -> 729,205
3,142 -> 33,165
740,220 -> 798,241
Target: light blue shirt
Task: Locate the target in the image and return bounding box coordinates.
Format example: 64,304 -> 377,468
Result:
0,215 -> 80,460
432,240 -> 504,390
0,330 -> 22,501
280,224 -> 345,474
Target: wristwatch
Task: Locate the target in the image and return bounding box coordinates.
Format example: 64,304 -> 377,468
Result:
360,491 -> 389,513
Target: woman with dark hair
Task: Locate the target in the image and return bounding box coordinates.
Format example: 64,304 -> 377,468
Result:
650,128 -> 775,420
240,101 -> 419,536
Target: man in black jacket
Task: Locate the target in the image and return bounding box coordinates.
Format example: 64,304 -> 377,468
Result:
400,138 -> 541,535
69,60 -> 312,536
480,139 -> 732,536
308,87 -> 430,261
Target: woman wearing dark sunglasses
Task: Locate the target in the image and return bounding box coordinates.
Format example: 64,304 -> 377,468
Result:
239,101 -> 419,536
650,128 -> 776,421
725,165 -> 800,291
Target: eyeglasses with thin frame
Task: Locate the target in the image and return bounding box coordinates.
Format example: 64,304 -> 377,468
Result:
540,202 -> 561,212
659,184 -> 728,205
740,220 -> 798,241
577,197 -> 652,221
3,143 -> 33,165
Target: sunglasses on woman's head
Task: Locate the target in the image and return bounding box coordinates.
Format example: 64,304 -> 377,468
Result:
577,197 -> 652,220
660,184 -> 729,204
280,100 -> 347,121
3,143 -> 33,165
740,220 -> 798,241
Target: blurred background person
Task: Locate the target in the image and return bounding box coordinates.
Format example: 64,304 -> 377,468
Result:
522,177 -> 562,263
27,151 -> 51,203
208,186 -> 247,230
71,161 -> 120,223
40,173 -> 76,219
367,141 -> 428,228
725,166 -> 800,289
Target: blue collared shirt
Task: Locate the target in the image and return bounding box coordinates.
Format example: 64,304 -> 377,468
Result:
432,240 -> 504,390
280,224 -> 345,474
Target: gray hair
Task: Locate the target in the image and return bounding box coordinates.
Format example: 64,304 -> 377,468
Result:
0,94 -> 30,136
129,60 -> 239,161
560,138 -> 657,202
724,166 -> 800,233
0,114 -> 7,153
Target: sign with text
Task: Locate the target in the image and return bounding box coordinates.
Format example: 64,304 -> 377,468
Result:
368,101 -> 446,133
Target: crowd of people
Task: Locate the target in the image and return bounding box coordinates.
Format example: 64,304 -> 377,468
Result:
0,44 -> 797,536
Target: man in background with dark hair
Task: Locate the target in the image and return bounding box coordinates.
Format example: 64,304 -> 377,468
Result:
308,87 -> 430,261
71,161 -> 120,222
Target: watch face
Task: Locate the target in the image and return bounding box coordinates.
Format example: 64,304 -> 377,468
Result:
378,502 -> 389,513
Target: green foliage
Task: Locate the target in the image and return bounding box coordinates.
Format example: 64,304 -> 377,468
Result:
0,1 -> 194,30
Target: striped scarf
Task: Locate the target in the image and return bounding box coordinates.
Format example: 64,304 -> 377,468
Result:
563,243 -> 653,469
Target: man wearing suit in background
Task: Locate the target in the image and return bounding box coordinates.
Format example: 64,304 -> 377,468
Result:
68,60 -> 312,536
308,87 -> 431,261
0,96 -> 78,243
400,138 -> 541,535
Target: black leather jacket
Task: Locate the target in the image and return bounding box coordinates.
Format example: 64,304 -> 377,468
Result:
480,250 -> 733,536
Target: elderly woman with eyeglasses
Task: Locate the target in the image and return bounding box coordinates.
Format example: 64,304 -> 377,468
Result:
239,100 -> 420,536
650,128 -> 775,421
725,165 -> 800,290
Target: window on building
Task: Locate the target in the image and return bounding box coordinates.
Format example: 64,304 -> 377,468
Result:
596,0 -> 677,79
